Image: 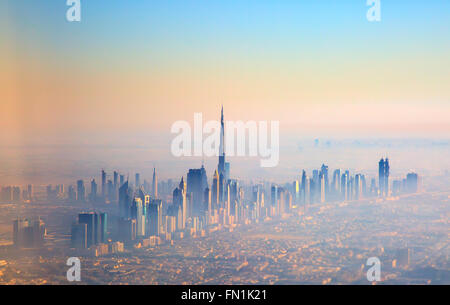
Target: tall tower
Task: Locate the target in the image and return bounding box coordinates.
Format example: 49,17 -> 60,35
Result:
378,158 -> 385,197
101,169 -> 106,199
384,158 -> 390,197
212,170 -> 219,207
152,167 -> 158,198
218,106 -> 226,178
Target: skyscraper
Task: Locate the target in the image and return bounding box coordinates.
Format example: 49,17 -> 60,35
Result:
320,164 -> 329,201
379,158 -> 390,197
152,167 -> 158,198
76,180 -> 85,202
119,181 -> 131,218
149,199 -> 162,236
218,106 -> 226,178
212,170 -> 220,209
101,169 -> 106,199
187,166 -> 208,216
78,213 -> 95,247
89,179 -> 97,202
135,173 -> 141,189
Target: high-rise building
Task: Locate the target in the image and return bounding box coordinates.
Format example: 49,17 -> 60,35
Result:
148,199 -> 162,236
78,213 -> 95,247
101,170 -> 106,199
76,180 -> 85,202
187,166 -> 208,216
119,181 -> 131,218
212,170 -> 220,208
89,179 -> 97,202
218,106 -> 226,178
406,173 -> 418,193
293,180 -> 300,205
320,164 -> 329,201
135,173 -> 141,189
27,184 -> 33,202
379,158 -> 390,197
152,167 -> 158,198
173,177 -> 187,230
271,185 -> 278,207
71,223 -> 87,249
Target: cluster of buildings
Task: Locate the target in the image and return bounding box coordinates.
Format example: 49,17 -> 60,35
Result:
64,108 -> 420,257
288,158 -> 419,205
1,185 -> 33,204
13,217 -> 46,248
6,109 -> 421,257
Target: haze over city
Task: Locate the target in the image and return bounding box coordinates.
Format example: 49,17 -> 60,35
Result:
0,0 -> 449,288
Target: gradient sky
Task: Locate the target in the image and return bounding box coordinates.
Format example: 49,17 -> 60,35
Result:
1,0 -> 450,146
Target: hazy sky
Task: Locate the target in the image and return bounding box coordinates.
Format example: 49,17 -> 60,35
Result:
1,1 -> 449,143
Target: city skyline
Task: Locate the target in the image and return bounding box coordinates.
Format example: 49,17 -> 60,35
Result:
0,1 -> 449,287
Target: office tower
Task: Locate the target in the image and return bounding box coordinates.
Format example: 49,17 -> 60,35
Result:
218,106 -> 226,178
187,166 -> 208,216
119,174 -> 125,187
152,167 -> 158,198
76,180 -> 85,202
27,184 -> 33,202
348,176 -> 354,200
78,213 -> 95,248
93,213 -> 101,244
293,180 -> 300,205
271,185 -> 278,207
99,213 -> 107,243
319,173 -> 325,203
118,218 -> 136,242
379,158 -> 390,197
204,187 -> 211,217
71,223 -> 87,249
46,185 -> 55,201
134,198 -> 145,237
406,173 -> 418,193
113,171 -> 118,198
89,179 -> 97,202
77,212 -> 106,247
303,177 -> 310,205
361,175 -> 367,197
219,173 -> 225,203
135,173 -> 141,189
225,162 -> 230,181
341,173 -> 348,201
119,181 -> 131,218
101,169 -> 106,198
12,186 -> 21,203
212,170 -> 219,208
301,170 -> 307,204
173,177 -> 187,230
320,164 -> 329,201
355,174 -> 362,200
332,169 -> 341,196
148,199 -> 162,236
1,186 -> 12,203
384,159 -> 390,196
312,170 -> 319,203
57,184 -> 64,198
67,185 -> 76,202
228,180 -> 239,215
